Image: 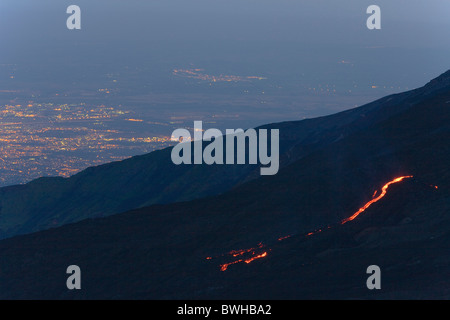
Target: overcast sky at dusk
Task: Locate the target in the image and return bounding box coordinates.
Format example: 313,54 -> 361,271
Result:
1,1 -> 448,83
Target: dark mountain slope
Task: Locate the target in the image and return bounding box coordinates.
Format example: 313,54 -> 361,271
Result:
0,71 -> 448,299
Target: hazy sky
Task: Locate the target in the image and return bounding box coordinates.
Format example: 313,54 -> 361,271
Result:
0,0 -> 449,97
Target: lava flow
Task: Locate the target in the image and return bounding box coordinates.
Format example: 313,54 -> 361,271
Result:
229,242 -> 264,257
210,175 -> 416,271
340,175 -> 413,224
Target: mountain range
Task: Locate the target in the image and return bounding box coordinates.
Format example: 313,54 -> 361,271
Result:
0,70 -> 449,299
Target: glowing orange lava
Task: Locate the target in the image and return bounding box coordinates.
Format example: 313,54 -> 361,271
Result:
212,175 -> 415,271
229,248 -> 253,257
341,176 -> 413,224
220,251 -> 269,271
245,252 -> 268,264
229,243 -> 264,257
220,260 -> 243,271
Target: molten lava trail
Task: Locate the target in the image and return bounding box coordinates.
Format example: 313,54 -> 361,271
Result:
340,175 -> 413,224
211,175 -> 415,271
220,251 -> 269,271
